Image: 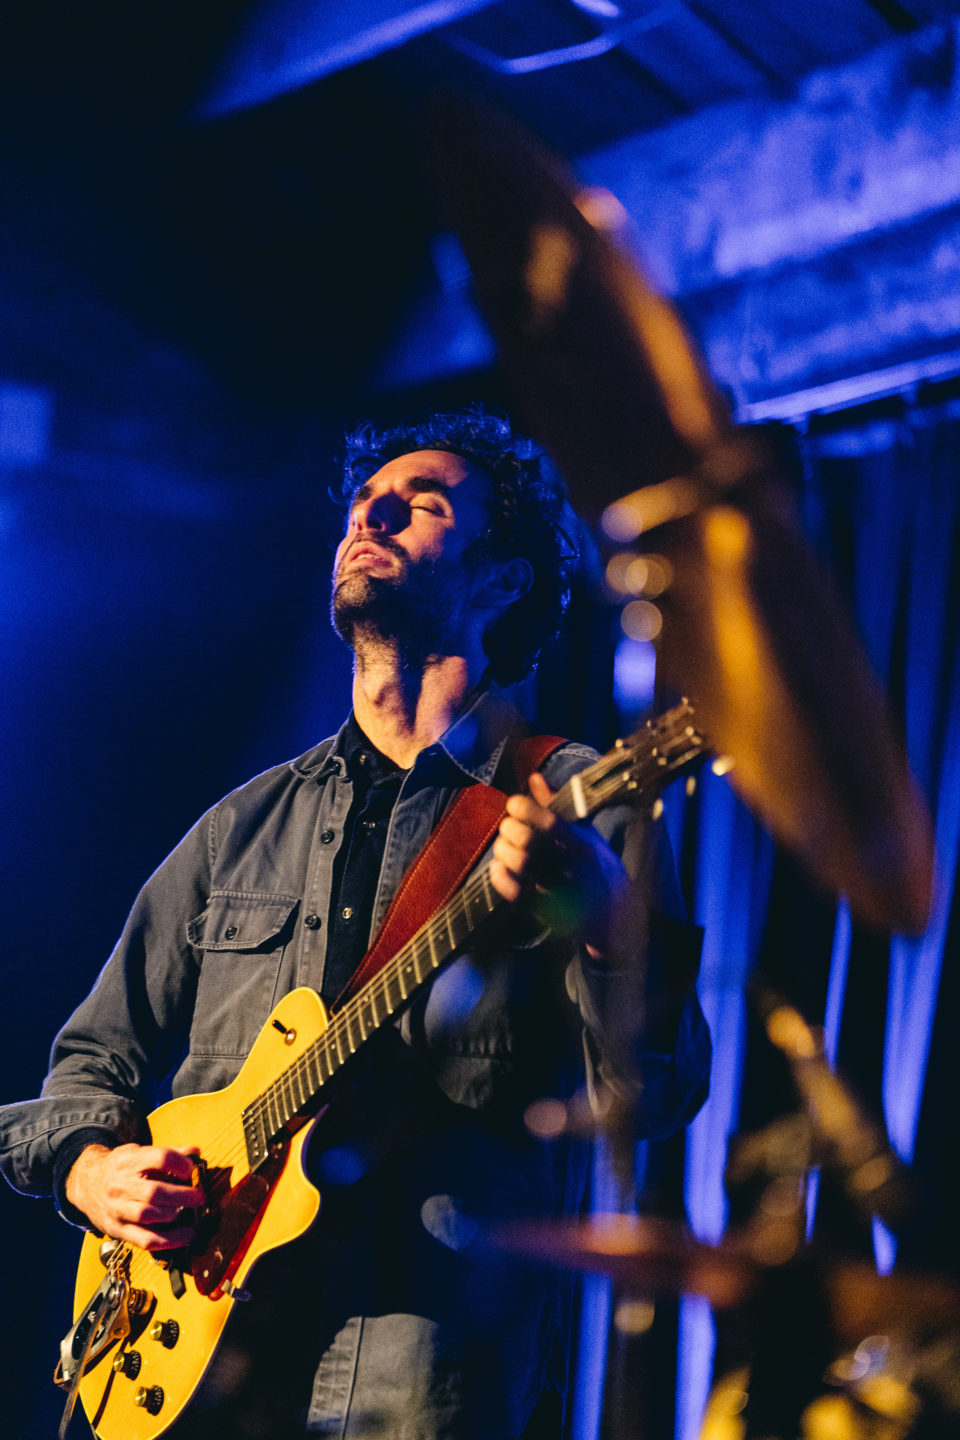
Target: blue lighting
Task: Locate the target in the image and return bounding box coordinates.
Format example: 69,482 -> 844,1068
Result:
204,0 -> 493,115
424,957 -> 486,1034
0,383 -> 52,467
317,1145 -> 369,1186
612,635 -> 657,718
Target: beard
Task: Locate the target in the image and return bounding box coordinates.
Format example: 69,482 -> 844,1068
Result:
330,544 -> 468,660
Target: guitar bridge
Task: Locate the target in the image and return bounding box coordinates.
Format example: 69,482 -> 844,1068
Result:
54,1249 -> 136,1439
55,1268 -> 129,1390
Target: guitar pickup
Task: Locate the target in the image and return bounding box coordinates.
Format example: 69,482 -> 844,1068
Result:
166,1156 -> 213,1236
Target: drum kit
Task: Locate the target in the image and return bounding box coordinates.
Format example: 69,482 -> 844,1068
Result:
427,96 -> 956,1438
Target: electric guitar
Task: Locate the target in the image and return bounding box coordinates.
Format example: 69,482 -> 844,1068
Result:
55,701 -> 708,1440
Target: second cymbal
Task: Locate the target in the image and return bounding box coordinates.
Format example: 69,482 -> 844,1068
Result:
492,1214 -> 758,1310
429,94 -> 933,934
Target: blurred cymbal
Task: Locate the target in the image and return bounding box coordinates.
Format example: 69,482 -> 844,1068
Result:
824,1260 -> 960,1345
429,96 -> 933,934
492,1215 -> 758,1309
493,1216 -> 960,1345
653,482 -> 934,934
426,94 -> 733,525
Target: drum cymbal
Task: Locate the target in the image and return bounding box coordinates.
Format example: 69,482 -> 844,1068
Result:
429,96 -> 933,933
427,95 -> 732,524
493,1215 -> 960,1344
652,484 -> 933,934
492,1215 -> 758,1309
823,1260 -> 960,1345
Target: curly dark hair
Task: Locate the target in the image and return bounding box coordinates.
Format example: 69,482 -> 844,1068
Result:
339,407 -> 578,684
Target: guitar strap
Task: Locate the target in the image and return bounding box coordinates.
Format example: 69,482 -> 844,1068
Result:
332,730 -> 567,1011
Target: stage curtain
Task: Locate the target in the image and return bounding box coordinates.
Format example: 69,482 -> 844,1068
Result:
661,400 -> 960,1437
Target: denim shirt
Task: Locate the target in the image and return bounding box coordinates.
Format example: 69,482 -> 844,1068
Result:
0,687 -> 709,1438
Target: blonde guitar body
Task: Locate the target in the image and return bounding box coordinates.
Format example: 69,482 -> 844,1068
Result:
73,987 -> 329,1440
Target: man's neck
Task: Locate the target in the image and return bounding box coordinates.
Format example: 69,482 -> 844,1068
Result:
350,642 -> 488,769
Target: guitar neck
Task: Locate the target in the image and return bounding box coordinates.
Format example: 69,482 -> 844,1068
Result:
241,852 -> 506,1164
241,701 -> 706,1168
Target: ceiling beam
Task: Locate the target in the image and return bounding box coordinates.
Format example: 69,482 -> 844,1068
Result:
203,0 -> 494,115
582,19 -> 960,413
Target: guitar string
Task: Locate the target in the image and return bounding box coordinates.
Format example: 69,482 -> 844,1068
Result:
113,723 -> 702,1293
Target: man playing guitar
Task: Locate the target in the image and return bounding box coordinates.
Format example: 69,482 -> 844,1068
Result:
1,408 -> 709,1438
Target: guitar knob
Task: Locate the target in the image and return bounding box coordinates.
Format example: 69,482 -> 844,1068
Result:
112,1348 -> 142,1378
127,1287 -> 151,1315
149,1318 -> 180,1348
134,1385 -> 165,1414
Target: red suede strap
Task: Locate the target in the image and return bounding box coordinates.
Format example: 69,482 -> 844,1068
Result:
333,732 -> 566,1010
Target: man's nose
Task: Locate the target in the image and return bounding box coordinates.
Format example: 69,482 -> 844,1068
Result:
352,491 -> 405,534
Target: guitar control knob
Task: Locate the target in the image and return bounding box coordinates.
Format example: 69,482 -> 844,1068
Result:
134,1385 -> 164,1415
149,1318 -> 180,1348
112,1348 -> 142,1378
127,1287 -> 151,1315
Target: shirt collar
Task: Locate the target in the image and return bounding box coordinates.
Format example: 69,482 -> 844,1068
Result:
337,712 -> 403,786
430,685 -> 525,785
291,686 -> 525,787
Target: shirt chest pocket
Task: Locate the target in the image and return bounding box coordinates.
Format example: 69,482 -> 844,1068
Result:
185,890 -> 299,1059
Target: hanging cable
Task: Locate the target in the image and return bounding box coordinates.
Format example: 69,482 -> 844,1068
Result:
445,4 -> 680,75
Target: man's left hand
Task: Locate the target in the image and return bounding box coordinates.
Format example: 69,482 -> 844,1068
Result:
490,772 -> 628,952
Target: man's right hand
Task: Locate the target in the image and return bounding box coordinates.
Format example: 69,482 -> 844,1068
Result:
65,1143 -> 206,1252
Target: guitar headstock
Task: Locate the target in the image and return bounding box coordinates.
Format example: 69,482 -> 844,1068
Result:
553,700 -> 711,823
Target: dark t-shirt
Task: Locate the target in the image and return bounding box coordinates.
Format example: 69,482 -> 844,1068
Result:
321,714 -> 405,1005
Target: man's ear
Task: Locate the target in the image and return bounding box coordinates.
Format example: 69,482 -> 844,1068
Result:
471,557 -> 533,612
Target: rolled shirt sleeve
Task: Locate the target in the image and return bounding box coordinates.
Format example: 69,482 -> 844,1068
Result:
0,809 -> 210,1200
539,745 -> 711,1139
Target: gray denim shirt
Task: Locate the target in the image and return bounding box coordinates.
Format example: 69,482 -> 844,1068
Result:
0,687 -> 709,1438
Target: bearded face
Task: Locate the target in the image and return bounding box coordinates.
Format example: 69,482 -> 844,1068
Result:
331,536 -> 473,657
329,449 -> 503,664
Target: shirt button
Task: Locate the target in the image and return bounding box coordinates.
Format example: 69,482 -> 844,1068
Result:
320,829 -> 335,845
303,913 -> 321,930
341,906 -> 353,921
223,925 -> 237,940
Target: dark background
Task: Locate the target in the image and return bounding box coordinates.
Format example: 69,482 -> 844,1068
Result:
2,4 -> 960,1437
